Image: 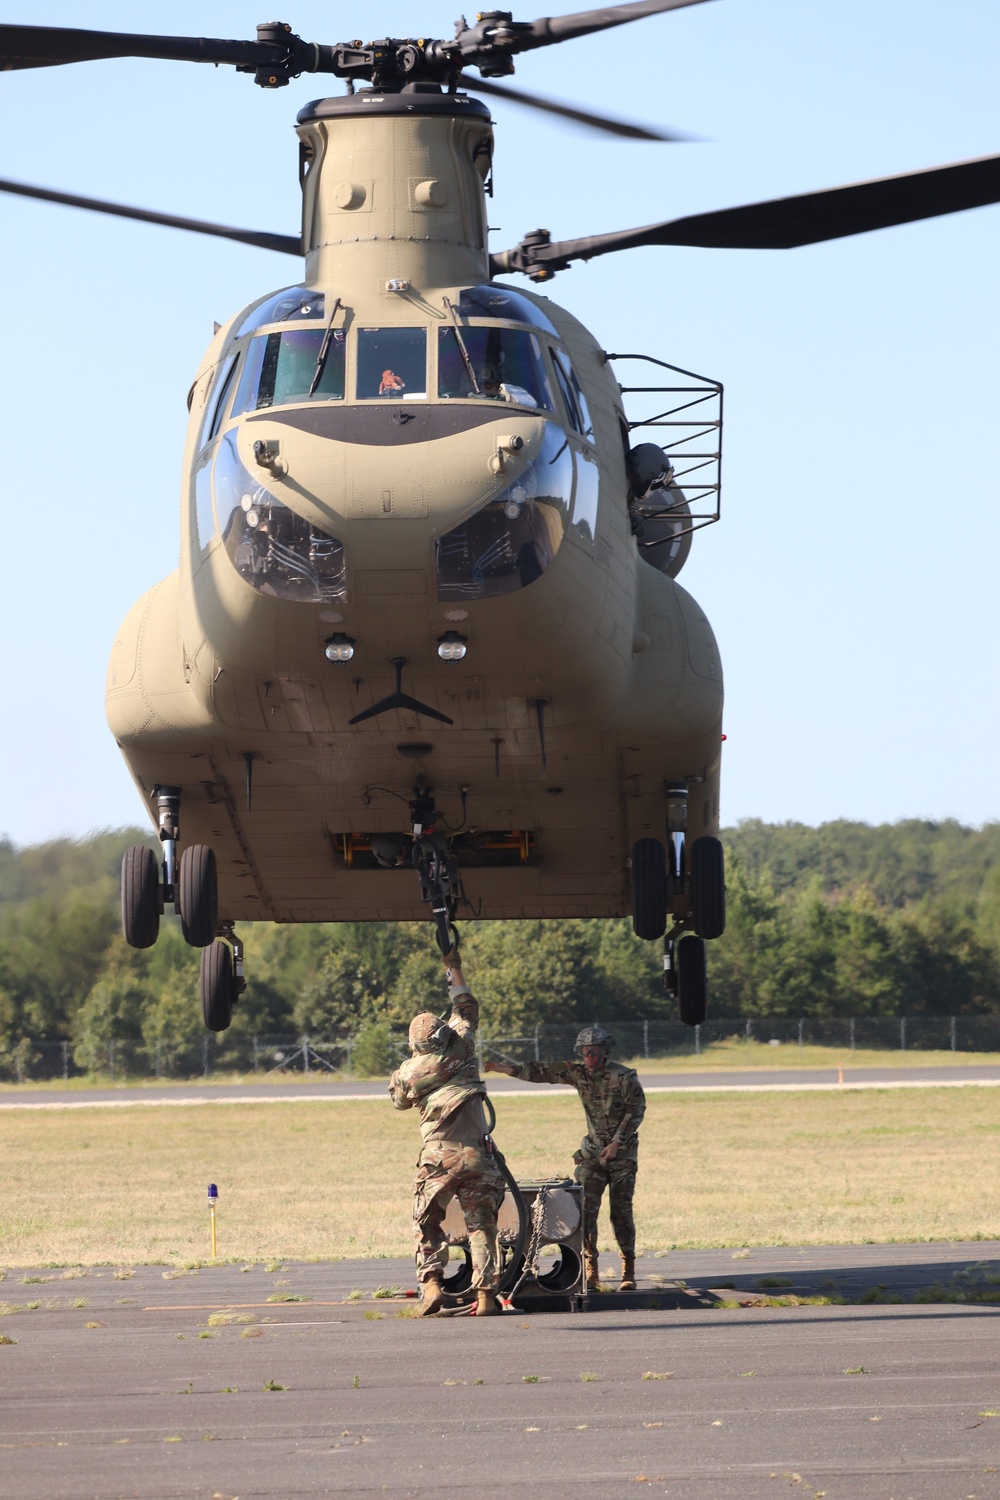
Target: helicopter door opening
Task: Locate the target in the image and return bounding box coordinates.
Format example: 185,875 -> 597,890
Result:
356,328 -> 427,400
438,326 -> 554,410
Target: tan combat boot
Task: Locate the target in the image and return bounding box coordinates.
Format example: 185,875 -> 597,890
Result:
417,1275 -> 445,1316
619,1254 -> 636,1292
584,1253 -> 600,1292
475,1290 -> 502,1316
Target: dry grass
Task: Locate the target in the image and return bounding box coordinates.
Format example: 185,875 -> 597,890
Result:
2,1088 -> 1000,1266
619,1041 -> 1000,1072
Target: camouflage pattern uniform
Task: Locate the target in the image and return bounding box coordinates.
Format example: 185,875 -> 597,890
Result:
508,1058 -> 646,1265
390,1001 -> 504,1292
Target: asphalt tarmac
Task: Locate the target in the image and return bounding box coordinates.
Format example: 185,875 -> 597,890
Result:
4,1245 -> 1000,1498
5,1063 -> 1000,1108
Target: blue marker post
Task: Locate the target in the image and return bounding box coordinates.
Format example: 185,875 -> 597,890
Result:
208,1183 -> 219,1260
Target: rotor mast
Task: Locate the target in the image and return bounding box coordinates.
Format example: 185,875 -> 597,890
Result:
296,92 -> 494,293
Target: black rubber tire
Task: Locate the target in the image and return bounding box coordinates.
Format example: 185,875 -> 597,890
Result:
121,845 -> 160,950
677,934 -> 708,1027
690,835 -> 726,939
178,845 -> 218,948
631,838 -> 667,940
200,941 -> 234,1033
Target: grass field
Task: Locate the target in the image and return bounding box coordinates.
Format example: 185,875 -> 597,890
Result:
2,1087 -> 1000,1268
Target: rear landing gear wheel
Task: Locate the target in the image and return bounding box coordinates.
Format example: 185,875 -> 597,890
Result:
121,845 -> 161,950
178,845 -> 218,948
690,836 -> 725,939
677,934 -> 707,1027
200,941 -> 235,1033
631,838 -> 667,940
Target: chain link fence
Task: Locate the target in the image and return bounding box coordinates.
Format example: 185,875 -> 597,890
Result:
2,1014 -> 1000,1084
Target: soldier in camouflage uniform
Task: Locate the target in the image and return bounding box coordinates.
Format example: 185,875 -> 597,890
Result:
486,1025 -> 645,1291
390,952 -> 505,1317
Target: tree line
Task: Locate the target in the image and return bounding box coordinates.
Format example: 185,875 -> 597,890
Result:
2,818 -> 1000,1071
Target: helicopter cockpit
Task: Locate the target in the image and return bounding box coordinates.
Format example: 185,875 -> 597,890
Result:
193,282 -> 600,605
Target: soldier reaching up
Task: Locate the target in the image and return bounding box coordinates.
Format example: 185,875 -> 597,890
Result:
486,1026 -> 645,1292
390,951 -> 505,1317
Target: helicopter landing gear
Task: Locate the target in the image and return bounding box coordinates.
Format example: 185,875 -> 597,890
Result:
631,838 -> 667,940
409,783 -> 464,954
121,844 -> 161,949
200,922 -> 246,1033
121,785 -> 219,952
676,933 -> 707,1027
178,843 -> 218,948
690,835 -> 726,939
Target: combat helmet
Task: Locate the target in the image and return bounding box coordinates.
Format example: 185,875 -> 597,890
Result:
575,1024 -> 615,1054
408,1012 -> 448,1053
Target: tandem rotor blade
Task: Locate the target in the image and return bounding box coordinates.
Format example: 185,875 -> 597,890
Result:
491,153 -> 1000,274
0,23 -> 267,70
0,177 -> 301,255
517,0 -> 716,51
459,74 -> 692,141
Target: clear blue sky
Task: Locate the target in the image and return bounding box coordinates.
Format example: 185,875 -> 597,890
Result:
0,0 -> 997,845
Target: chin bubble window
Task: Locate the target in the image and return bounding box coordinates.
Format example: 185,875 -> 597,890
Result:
214,431 -> 346,603
357,328 -> 427,400
552,349 -> 594,440
436,423 -> 572,600
231,328 -> 346,416
438,326 -> 554,410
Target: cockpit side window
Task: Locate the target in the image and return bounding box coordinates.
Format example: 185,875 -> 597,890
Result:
438,327 -> 554,410
199,352 -> 241,450
552,349 -> 594,441
231,328 -> 346,417
356,328 -> 427,400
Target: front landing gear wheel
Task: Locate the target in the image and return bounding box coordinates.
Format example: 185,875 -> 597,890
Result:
121,845 -> 160,949
677,934 -> 707,1026
631,838 -> 667,940
690,836 -> 725,939
200,941 -> 235,1033
179,845 -> 218,948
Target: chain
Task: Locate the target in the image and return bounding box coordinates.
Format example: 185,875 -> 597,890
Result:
507,1186 -> 550,1303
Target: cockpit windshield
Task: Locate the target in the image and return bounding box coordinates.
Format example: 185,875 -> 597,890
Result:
438,327 -> 554,409
457,285 -> 558,335
231,328 -> 346,417
234,286 -> 325,337
357,328 -> 427,400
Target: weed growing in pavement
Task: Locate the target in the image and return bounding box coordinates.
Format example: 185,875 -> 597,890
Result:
756,1276 -> 792,1288
263,1379 -> 285,1392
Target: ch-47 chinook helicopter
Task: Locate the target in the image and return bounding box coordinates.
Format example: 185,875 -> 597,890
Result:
3,5 -> 999,1033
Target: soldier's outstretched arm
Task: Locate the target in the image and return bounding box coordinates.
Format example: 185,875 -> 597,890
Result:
486,1058 -> 577,1085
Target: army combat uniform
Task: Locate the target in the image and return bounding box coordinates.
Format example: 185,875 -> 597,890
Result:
508,1057 -> 646,1278
390,1004 -> 505,1295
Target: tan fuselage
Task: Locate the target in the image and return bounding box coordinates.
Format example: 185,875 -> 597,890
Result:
106,92 -> 723,924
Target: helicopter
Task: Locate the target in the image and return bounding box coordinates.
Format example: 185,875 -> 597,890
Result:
2,6 -> 998,1033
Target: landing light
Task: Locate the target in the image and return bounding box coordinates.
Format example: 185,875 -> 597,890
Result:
436,631 -> 468,663
324,633 -> 356,664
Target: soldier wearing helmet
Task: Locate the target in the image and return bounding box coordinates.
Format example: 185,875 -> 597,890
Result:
486,1024 -> 645,1292
390,951 -> 505,1318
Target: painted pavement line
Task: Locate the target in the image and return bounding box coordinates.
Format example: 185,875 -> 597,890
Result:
4,1076 -> 1000,1109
